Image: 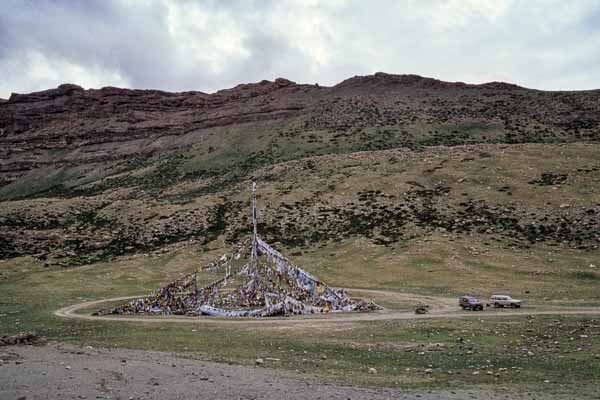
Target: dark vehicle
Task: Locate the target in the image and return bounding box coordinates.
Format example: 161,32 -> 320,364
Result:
459,295 -> 484,311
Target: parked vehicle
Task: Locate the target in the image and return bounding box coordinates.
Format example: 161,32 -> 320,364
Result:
458,295 -> 484,311
490,295 -> 522,308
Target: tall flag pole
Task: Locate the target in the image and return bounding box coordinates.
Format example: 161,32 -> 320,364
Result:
251,180 -> 258,268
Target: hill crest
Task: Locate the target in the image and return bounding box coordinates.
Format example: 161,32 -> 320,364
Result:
4,72 -> 532,102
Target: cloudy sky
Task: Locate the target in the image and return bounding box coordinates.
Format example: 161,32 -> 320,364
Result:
1,0 -> 600,98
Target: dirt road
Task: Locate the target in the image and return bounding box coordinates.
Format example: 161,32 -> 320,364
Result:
5,290 -> 598,399
54,289 -> 600,326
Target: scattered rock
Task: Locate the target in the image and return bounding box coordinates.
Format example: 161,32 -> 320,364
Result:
415,305 -> 430,315
0,332 -> 46,347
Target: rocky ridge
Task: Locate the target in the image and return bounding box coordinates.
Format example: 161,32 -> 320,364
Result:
2,73 -> 599,192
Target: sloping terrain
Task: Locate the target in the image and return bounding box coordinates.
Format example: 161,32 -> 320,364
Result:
1,73 -> 600,399
0,73 -> 599,270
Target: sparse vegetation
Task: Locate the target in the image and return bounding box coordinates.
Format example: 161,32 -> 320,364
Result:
1,75 -> 600,397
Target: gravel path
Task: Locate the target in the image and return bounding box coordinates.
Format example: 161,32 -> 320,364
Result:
24,290 -> 597,399
54,290 -> 600,326
0,342 -> 576,400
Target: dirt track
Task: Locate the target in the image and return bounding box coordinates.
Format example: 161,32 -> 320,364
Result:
5,291 -> 597,400
54,289 -> 600,326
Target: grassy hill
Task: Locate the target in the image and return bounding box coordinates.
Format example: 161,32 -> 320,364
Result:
1,74 -> 599,396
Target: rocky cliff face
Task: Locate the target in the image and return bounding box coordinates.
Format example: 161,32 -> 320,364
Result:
1,73 -> 599,266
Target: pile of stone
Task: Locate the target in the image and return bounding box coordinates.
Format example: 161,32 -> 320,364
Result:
98,183 -> 380,318
98,240 -> 379,318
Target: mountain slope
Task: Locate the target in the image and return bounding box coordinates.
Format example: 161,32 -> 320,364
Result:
0,73 -> 599,267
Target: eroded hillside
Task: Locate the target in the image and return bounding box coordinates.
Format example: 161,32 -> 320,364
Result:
0,73 -> 599,267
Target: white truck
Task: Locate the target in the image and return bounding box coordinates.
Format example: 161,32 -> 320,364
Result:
489,294 -> 522,308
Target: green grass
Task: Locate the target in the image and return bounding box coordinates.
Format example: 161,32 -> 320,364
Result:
1,142 -> 600,396
1,240 -> 599,395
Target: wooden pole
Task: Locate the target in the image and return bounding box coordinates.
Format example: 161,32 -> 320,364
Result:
251,180 -> 258,268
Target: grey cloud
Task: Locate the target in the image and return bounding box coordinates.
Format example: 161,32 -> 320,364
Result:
1,0 -> 600,98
